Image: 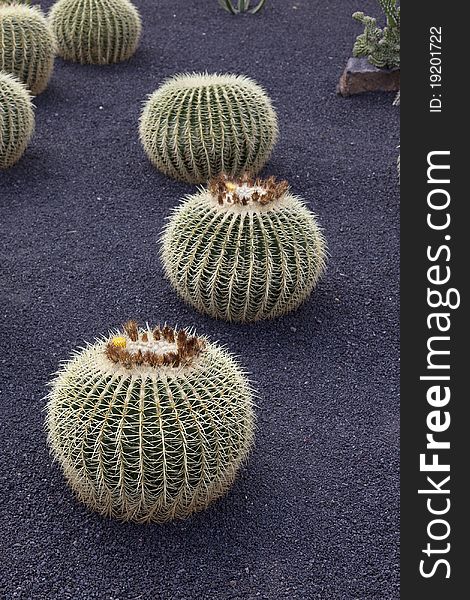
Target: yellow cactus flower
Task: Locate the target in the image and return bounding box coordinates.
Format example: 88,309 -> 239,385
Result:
225,181 -> 237,192
111,336 -> 127,348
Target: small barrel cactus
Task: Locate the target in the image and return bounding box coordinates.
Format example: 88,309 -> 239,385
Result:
139,73 -> 278,184
0,72 -> 35,169
0,2 -> 55,94
161,175 -> 327,322
46,321 -> 255,523
49,0 -> 142,64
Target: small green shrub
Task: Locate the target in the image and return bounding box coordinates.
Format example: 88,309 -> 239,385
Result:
353,1 -> 400,69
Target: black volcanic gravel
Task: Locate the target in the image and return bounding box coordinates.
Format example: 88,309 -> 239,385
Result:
0,1 -> 400,598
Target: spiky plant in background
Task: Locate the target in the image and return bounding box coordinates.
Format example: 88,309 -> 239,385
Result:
0,2 -> 55,94
139,73 -> 278,184
46,320 -> 255,523
48,0 -> 141,64
219,0 -> 267,14
353,1 -> 400,69
0,71 -> 34,169
161,175 -> 327,322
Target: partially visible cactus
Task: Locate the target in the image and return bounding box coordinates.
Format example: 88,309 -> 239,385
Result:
219,0 -> 267,14
46,320 -> 255,523
161,175 -> 327,322
0,3 -> 55,94
353,1 -> 400,69
48,0 -> 141,64
139,73 -> 278,184
0,71 -> 35,169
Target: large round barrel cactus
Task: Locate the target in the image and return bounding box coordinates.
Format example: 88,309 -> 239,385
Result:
0,2 -> 55,94
0,72 -> 35,169
49,0 -> 141,64
46,321 -> 255,523
139,73 -> 278,184
161,175 -> 327,322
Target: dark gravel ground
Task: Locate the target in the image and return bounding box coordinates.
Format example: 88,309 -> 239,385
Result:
0,1 -> 400,598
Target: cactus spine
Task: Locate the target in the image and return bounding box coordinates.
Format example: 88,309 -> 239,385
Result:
0,3 -> 55,94
46,321 -> 255,523
139,73 -> 278,184
161,175 -> 327,322
0,71 -> 34,169
49,0 -> 142,65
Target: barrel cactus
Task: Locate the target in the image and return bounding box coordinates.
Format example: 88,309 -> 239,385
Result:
139,73 -> 278,184
0,72 -> 34,169
46,320 -> 255,523
161,175 -> 327,322
0,2 -> 55,94
49,0 -> 142,64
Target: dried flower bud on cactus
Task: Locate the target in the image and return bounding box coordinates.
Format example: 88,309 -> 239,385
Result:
139,72 -> 278,184
161,175 -> 327,322
46,321 -> 255,523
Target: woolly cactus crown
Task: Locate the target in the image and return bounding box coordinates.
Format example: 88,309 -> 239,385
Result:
104,320 -> 207,370
49,0 -> 142,64
208,172 -> 290,208
161,175 -> 327,322
156,72 -> 261,90
139,72 -> 278,184
0,71 -> 35,169
47,321 -> 255,523
0,2 -> 56,94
